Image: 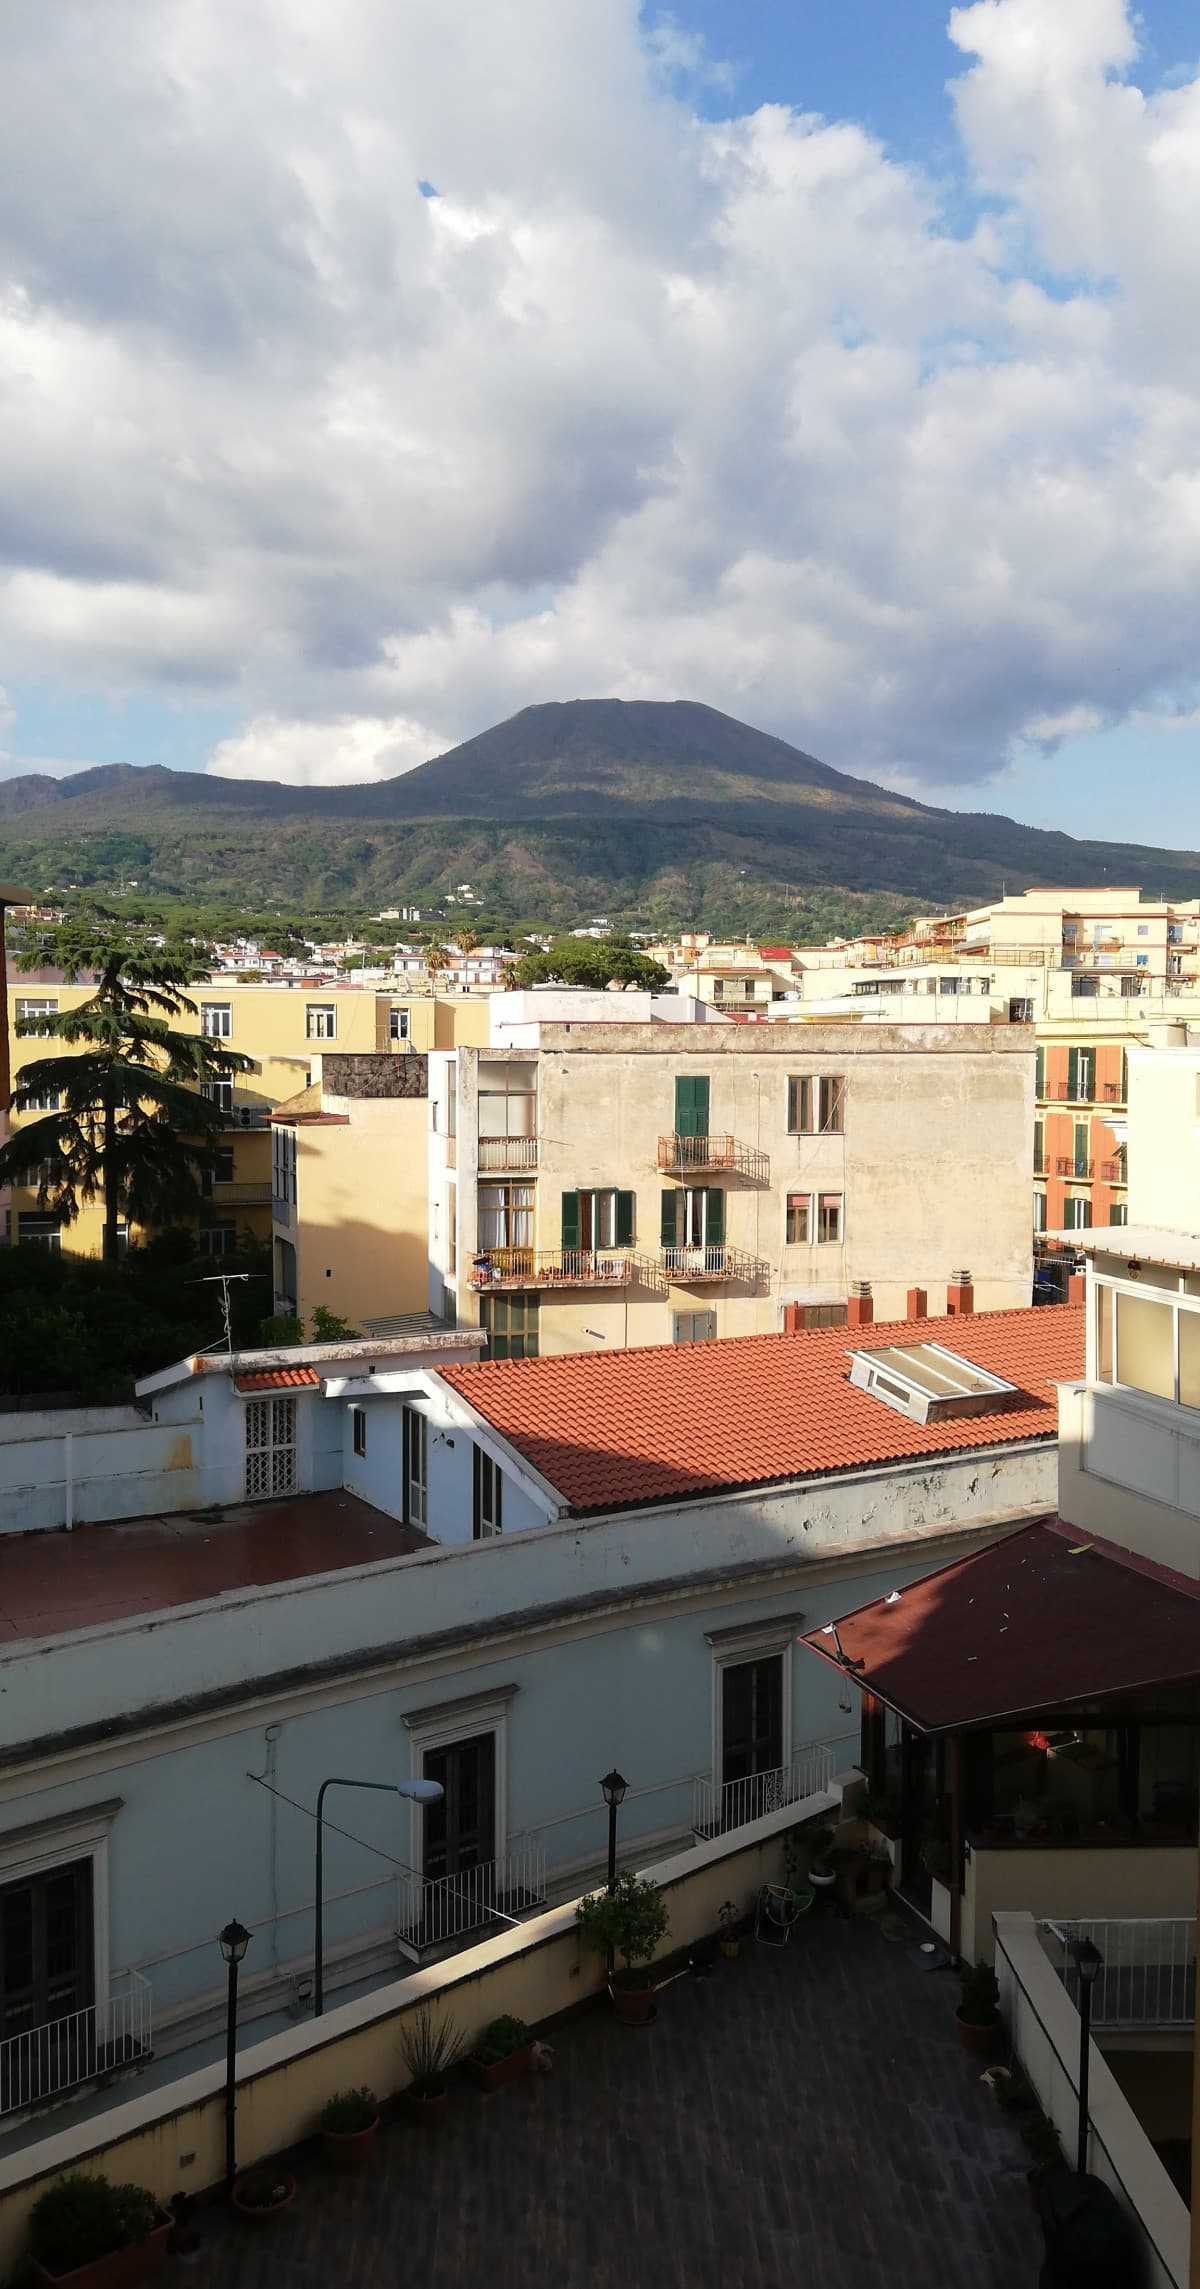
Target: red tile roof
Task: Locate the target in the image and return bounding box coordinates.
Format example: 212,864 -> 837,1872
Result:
441,1304 -> 1083,1515
233,1367 -> 321,1393
801,1518 -> 1200,1731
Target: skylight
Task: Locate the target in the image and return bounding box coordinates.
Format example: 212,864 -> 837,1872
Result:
847,1342 -> 1019,1426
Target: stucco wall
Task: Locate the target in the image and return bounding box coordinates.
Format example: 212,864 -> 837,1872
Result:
964,1844 -> 1196,1965
293,1093 -> 430,1329
1058,1382 -> 1200,1576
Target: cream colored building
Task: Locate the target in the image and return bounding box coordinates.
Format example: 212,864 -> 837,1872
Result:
271,1053 -> 432,1330
429,1020 -> 1034,1357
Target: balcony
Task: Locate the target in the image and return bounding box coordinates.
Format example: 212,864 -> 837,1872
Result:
1046,1083 -> 1094,1103
657,1133 -> 769,1182
0,1972 -> 152,2119
468,1248 -> 637,1290
1104,1080 -> 1125,1101
693,1743 -> 836,1838
396,1844 -> 547,1959
1043,1916 -> 1195,2031
1099,1158 -> 1126,1183
478,1137 -> 538,1173
1055,1157 -> 1092,1178
660,1244 -> 761,1285
208,1180 -> 272,1208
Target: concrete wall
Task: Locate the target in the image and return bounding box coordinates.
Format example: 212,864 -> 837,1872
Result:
964,1844 -> 1196,1965
291,1092 -> 430,1330
1059,1382 -> 1200,1576
1125,1045 -> 1200,1231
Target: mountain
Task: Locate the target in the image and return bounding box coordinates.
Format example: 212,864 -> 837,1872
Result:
1,699 -> 1197,933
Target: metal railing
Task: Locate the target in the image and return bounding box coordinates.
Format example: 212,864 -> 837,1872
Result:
1042,1918 -> 1196,2030
694,1743 -> 836,1838
468,1248 -> 634,1289
0,1972 -> 152,2117
657,1134 -> 770,1182
396,1844 -> 548,1955
477,1137 -> 538,1172
660,1244 -> 759,1284
1055,1157 -> 1093,1178
1099,1159 -> 1126,1183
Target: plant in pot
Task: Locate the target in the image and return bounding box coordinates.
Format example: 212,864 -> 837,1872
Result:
576,1867 -> 670,2024
319,2086 -> 380,2168
230,2165 -> 297,2222
467,2014 -> 535,2093
919,1833 -> 951,1884
717,1900 -> 740,1960
400,2005 -> 461,2126
28,2174 -> 172,2289
955,1958 -> 1002,2057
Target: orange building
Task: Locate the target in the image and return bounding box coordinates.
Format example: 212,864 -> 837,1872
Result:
1034,1037 -> 1128,1238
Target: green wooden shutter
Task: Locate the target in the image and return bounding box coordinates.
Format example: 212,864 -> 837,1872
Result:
660,1190 -> 677,1248
1067,1047 -> 1079,1101
1035,1047 -> 1045,1100
561,1191 -> 580,1248
705,1186 -> 725,1244
615,1189 -> 634,1246
1074,1121 -> 1089,1177
675,1075 -> 709,1137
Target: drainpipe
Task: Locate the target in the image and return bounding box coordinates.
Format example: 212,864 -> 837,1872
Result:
63,1431 -> 74,1530
948,1733 -> 963,1963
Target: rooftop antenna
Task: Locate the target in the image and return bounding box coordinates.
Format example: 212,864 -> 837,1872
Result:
196,1271 -> 253,1354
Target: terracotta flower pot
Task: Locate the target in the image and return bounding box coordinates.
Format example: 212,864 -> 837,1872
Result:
954,2009 -> 1002,2058
321,2117 -> 380,2169
30,2214 -> 173,2289
230,2173 -> 297,2223
719,1938 -> 739,1960
405,2084 -> 449,2128
467,2042 -> 535,2093
610,1980 -> 657,2026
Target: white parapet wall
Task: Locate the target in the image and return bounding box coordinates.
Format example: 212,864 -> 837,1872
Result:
993,1910 -> 1189,2289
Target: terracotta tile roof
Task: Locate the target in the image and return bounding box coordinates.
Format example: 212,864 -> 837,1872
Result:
441,1304 -> 1084,1515
801,1518 -> 1200,1732
233,1367 -> 322,1393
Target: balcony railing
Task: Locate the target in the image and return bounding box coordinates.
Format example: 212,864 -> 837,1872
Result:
478,1137 -> 538,1172
1099,1158 -> 1126,1183
1055,1157 -> 1093,1178
0,1973 -> 152,2118
1043,1917 -> 1196,2031
208,1181 -> 272,1207
693,1744 -> 836,1839
1046,1083 -> 1095,1103
397,1845 -> 548,1958
468,1248 -> 636,1290
660,1244 -> 760,1285
657,1134 -> 769,1182
1103,1080 -> 1125,1101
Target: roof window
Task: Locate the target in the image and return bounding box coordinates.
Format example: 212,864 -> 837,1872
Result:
848,1341 -> 1019,1426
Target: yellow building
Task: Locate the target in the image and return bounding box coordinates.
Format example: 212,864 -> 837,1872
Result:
270,1053 -> 432,1331
4,983 -> 488,1259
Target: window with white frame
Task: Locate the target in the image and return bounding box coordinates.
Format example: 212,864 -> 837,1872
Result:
817,1193 -> 843,1244
389,1006 -> 410,1041
245,1395 -> 297,1496
198,1223 -> 237,1256
1062,1197 -> 1092,1231
20,1086 -> 61,1112
306,1004 -> 336,1039
401,1686 -> 518,1915
403,1405 -> 428,1527
272,1127 -> 297,1211
1094,1275 -> 1200,1409
352,1406 -> 367,1458
673,1310 -> 717,1344
16,1213 -> 61,1251
0,1799 -> 122,2085
202,1078 -> 234,1116
785,1192 -> 811,1245
15,998 -> 58,1033
787,1074 -> 845,1134
705,1617 -> 801,1824
200,1003 -> 232,1038
473,1446 -> 502,1538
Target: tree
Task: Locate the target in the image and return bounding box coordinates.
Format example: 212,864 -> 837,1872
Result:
506,936 -> 671,992
424,940 -> 450,978
0,917 -> 252,1264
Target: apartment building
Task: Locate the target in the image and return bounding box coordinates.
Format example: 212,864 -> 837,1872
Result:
3,982 -> 488,1258
429,1019 -> 1034,1355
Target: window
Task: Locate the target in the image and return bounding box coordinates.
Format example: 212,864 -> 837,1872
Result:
721,1657 -> 784,1797
480,1295 -> 538,1360
1073,1121 -> 1091,1178
1033,1120 -> 1044,1177
214,1145 -> 235,1184
561,1188 -> 634,1252
1035,1046 -> 1045,1099
787,1075 -> 844,1133
272,1127 -> 297,1212
1138,923 -> 1150,937
306,1004 -> 336,1039
403,1406 -> 427,1527
478,1061 -> 535,1142
785,1192 -> 811,1244
446,1184 -> 456,1278
1109,1202 -> 1129,1227
0,1859 -> 94,2073
198,1222 -> 237,1255
479,1182 -> 534,1250
1033,1191 -> 1047,1234
351,1407 -> 367,1458
673,1310 -> 717,1344
1062,1197 -> 1092,1231
244,1395 -> 297,1498
389,1006 -> 410,1042
202,1078 -> 234,1117
817,1193 -> 843,1244
422,1734 -> 496,1893
1067,1047 -> 1095,1101
660,1186 -> 724,1251
674,1075 -> 710,1138
1008,998 -> 1033,1022
16,1214 -> 61,1251
21,1086 -> 61,1113
200,1003 -> 232,1039
15,998 -> 58,1033
473,1447 -> 502,1538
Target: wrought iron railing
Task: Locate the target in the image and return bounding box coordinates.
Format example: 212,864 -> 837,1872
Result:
660,1244 -> 759,1284
657,1134 -> 769,1182
693,1744 -> 836,1838
468,1248 -> 634,1289
396,1845 -> 548,1955
1042,1918 -> 1196,2030
0,1973 -> 152,2118
1099,1159 -> 1126,1183
477,1137 -> 538,1172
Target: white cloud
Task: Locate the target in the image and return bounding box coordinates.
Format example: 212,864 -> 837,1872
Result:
0,0 -> 1197,801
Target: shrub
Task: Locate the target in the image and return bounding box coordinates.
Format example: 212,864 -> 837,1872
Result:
576,1868 -> 669,1989
320,2086 -> 379,2134
400,2006 -> 462,2096
958,1959 -> 1001,2028
30,2174 -> 158,2274
233,2167 -> 292,2210
473,2015 -> 532,2066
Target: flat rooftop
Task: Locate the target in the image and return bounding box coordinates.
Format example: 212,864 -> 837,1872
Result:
0,1491 -> 426,1645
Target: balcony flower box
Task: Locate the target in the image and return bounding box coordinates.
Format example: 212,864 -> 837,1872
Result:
466,2016 -> 535,2093
29,2177 -> 172,2289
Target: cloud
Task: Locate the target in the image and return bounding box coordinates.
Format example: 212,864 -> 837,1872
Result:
0,0 -> 1197,798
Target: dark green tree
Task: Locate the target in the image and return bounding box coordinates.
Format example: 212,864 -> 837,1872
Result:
0,917 -> 252,1264
506,936 -> 670,991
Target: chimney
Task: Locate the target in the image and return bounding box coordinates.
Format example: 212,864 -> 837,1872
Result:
906,1287 -> 927,1321
847,1281 -> 874,1328
947,1270 -> 974,1317
1067,1272 -> 1085,1304
783,1303 -> 803,1334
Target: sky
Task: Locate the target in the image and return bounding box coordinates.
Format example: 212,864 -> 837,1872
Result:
1,0 -> 1200,842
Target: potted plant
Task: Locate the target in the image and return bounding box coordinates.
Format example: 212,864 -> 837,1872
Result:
28,2175 -> 172,2289
166,2193 -> 202,2267
955,1958 -> 1002,2056
717,1900 -> 740,1959
229,2166 -> 297,2223
467,2014 -> 535,2093
576,1867 -> 670,2025
319,2085 -> 380,2168
400,2005 -> 461,2126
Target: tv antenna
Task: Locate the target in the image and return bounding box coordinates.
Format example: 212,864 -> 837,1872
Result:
196,1271 -> 254,1354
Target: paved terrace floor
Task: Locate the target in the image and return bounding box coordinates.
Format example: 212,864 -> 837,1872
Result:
0,1492 -> 426,1641
183,1912 -> 1044,2289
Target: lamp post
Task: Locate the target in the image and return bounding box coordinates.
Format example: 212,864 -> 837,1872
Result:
218,1919 -> 251,2185
600,1769 -> 628,1984
314,1775 -> 444,2016
1070,1935 -> 1103,2175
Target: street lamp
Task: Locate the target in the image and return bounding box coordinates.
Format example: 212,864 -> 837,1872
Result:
218,1918 -> 251,2185
1070,1935 -> 1103,2175
314,1775 -> 444,2015
600,1769 -> 628,1894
